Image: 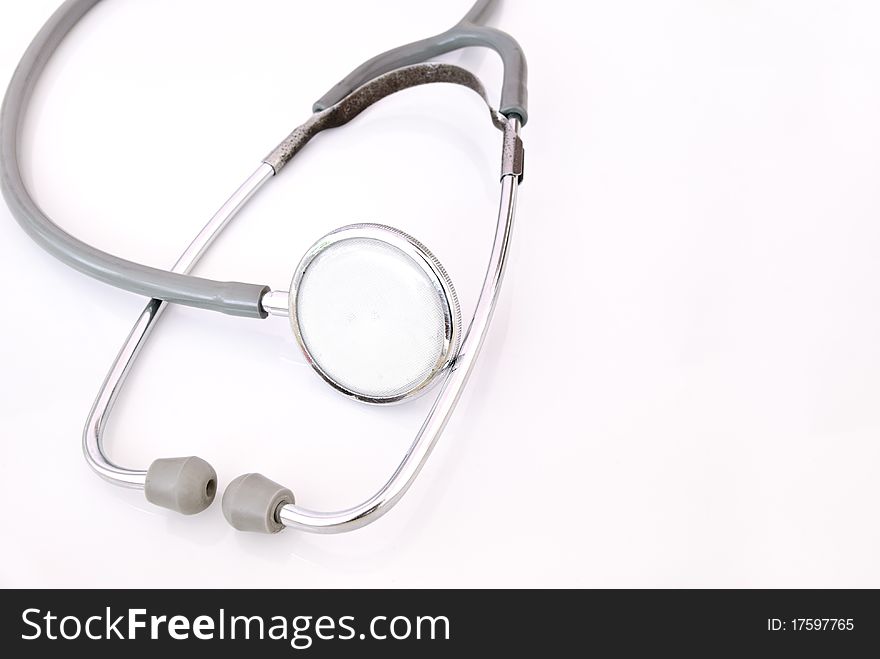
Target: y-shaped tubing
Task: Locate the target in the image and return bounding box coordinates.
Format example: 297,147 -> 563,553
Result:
313,0 -> 529,123
1,0 -> 527,317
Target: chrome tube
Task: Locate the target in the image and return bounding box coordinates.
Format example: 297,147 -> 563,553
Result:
83,113 -> 521,532
82,164 -> 274,488
278,118 -> 521,533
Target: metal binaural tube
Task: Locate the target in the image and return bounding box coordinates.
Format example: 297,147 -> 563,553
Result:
81,66 -> 515,498
277,118 -> 521,533
82,164 -> 274,488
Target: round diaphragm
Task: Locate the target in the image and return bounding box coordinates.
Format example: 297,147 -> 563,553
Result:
290,224 -> 461,404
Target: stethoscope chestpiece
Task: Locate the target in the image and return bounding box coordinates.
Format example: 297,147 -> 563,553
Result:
289,224 -> 461,404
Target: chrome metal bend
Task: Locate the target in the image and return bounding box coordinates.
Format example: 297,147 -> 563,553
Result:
82,165 -> 274,487
278,118 -> 521,533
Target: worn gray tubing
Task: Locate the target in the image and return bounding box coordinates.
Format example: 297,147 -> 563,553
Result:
0,0 -> 270,317
313,0 -> 529,124
0,0 -> 528,318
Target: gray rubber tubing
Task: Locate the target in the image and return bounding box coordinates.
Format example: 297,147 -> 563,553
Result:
0,0 -> 527,317
0,0 -> 269,317
265,63 -> 506,174
313,0 -> 529,125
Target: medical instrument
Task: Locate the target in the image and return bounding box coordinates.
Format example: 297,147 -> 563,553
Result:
0,0 -> 527,534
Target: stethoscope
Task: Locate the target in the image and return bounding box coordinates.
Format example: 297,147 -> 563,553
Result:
0,0 -> 527,534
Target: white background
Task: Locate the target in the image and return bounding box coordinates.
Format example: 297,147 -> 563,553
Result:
2,0 -> 880,588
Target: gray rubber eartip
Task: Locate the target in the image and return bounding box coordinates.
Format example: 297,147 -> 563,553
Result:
221,473 -> 294,534
144,456 -> 217,515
